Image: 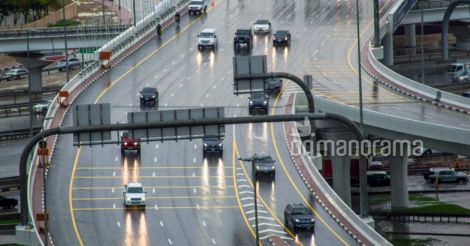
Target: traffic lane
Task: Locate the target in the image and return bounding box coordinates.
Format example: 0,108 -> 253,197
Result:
47,134 -> 81,246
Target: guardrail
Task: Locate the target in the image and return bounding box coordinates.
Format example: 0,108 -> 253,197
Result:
25,0 -> 191,245
0,176 -> 20,191
0,128 -> 41,142
0,25 -> 132,39
367,44 -> 470,112
414,0 -> 454,10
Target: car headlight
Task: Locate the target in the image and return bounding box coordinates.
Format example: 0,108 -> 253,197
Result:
218,143 -> 223,147
141,197 -> 146,202
249,101 -> 253,105
152,95 -> 156,98
310,218 -> 315,222
124,142 -> 128,146
204,143 -> 208,147
285,37 -> 288,40
273,37 -> 276,40
134,142 -> 138,145
294,219 -> 300,223
126,197 -> 131,201
256,166 -> 260,170
271,166 -> 275,169
263,100 -> 267,105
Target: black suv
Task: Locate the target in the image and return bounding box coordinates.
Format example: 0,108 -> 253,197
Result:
203,135 -> 223,157
252,153 -> 275,178
249,92 -> 269,115
0,195 -> 18,209
234,28 -> 254,52
273,30 -> 291,47
284,203 -> 315,230
139,87 -> 159,107
265,78 -> 282,94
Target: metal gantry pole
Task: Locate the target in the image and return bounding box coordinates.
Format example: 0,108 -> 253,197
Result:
62,0 -> 69,83
102,0 -> 106,26
420,8 -> 425,84
355,0 -> 368,218
26,30 -> 33,138
373,0 -> 380,47
133,0 -> 137,26
253,174 -> 260,246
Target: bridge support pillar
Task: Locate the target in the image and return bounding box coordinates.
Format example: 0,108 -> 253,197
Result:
404,24 -> 416,56
9,54 -> 52,94
388,146 -> 409,209
383,32 -> 394,66
317,124 -> 355,207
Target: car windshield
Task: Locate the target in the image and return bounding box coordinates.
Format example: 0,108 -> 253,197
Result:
293,207 -> 310,215
448,65 -> 458,73
142,87 -> 155,94
200,32 -> 214,38
275,31 -> 288,37
251,93 -> 265,100
236,29 -> 251,35
190,0 -> 202,4
255,20 -> 270,25
127,187 -> 143,193
204,135 -> 219,141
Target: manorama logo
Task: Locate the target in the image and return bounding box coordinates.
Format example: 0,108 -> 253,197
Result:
291,117 -> 425,157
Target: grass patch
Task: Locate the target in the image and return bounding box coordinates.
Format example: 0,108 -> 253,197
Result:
369,195 -> 390,206
0,219 -> 19,225
395,204 -> 470,215
409,194 -> 437,202
388,237 -> 437,246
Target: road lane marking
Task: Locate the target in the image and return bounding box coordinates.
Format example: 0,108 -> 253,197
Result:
393,106 -> 401,111
73,196 -> 236,201
73,205 -> 239,211
154,157 -> 158,163
160,221 -> 164,227
73,185 -> 234,190
76,166 -> 232,169
117,221 -> 120,227
211,238 -> 216,245
168,239 -> 173,245
70,148 -> 84,246
202,220 -> 206,227
231,140 -> 257,240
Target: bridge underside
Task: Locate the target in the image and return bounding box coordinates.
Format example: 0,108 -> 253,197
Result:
0,36 -> 109,53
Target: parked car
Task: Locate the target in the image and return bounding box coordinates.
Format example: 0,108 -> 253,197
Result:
202,135 -> 223,157
58,57 -> 81,71
123,183 -> 146,208
424,167 -> 468,183
462,91 -> 470,98
367,171 -> 390,186
3,69 -> 28,80
0,195 -> 18,209
284,203 -> 315,231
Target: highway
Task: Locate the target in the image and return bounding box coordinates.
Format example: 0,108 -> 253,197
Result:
45,0 -> 470,246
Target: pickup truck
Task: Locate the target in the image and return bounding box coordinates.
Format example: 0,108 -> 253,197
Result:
234,28 -> 253,53
120,132 -> 141,156
123,183 -> 146,208
188,0 -> 207,15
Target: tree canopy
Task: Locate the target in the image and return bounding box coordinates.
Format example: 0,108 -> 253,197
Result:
0,0 -> 63,25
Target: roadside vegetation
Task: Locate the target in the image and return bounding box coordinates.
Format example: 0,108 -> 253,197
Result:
0,0 -> 67,25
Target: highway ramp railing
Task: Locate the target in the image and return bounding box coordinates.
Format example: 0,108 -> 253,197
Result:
365,43 -> 470,114
24,0 -> 191,245
286,94 -> 392,246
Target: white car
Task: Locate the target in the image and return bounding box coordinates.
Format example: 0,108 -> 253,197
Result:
33,100 -> 53,115
197,28 -> 218,51
253,19 -> 272,34
188,0 -> 207,15
123,183 -> 146,208
57,57 -> 81,71
4,69 -> 28,80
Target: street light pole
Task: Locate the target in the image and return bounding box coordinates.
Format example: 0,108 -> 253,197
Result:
355,0 -> 368,217
133,0 -> 136,26
420,8 -> 425,84
26,30 -> 33,138
102,0 -> 106,26
239,155 -> 260,246
373,0 -> 380,47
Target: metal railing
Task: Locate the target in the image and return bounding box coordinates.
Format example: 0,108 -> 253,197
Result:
0,25 -> 132,39
413,0 -> 455,10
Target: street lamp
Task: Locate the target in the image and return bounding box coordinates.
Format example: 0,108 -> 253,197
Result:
238,154 -> 261,246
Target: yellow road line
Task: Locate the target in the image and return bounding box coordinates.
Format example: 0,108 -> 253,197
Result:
69,148 -> 84,246
73,175 -> 233,179
74,205 -> 239,211
72,195 -> 236,201
232,141 -> 257,241
233,144 -> 300,244
73,185 -> 234,190
270,84 -> 350,245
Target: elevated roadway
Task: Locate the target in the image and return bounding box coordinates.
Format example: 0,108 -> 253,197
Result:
43,0 -> 470,246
